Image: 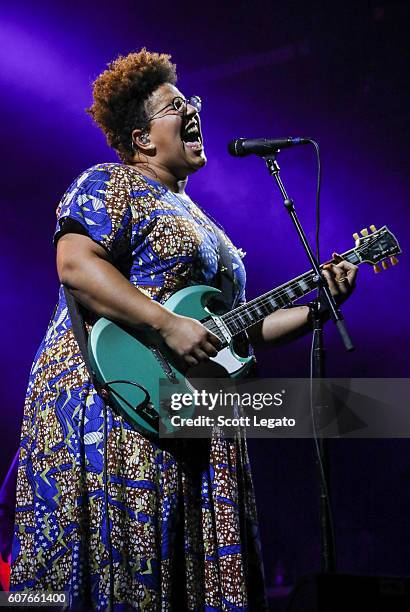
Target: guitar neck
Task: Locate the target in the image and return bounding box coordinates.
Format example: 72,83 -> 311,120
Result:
220,247 -> 361,336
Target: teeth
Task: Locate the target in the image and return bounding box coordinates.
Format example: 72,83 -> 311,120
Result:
184,119 -> 199,134
181,117 -> 202,147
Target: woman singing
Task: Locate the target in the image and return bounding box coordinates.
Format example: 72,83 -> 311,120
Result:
10,49 -> 357,610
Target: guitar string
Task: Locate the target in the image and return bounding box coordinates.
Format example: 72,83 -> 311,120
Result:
203,273 -> 312,338
222,275 -> 334,332
226,235 -> 388,322
223,248 -> 362,323
223,238 -> 389,326
222,274 -> 315,329
206,261 -> 347,337
214,240 -> 383,333
204,236 -> 392,338
222,268 -> 331,329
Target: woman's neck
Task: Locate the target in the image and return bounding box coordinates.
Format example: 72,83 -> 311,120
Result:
127,161 -> 188,194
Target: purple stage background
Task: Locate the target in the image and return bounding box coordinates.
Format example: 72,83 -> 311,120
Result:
1,0 -> 409,590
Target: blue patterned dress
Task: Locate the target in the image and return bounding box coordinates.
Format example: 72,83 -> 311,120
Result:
10,164 -> 267,610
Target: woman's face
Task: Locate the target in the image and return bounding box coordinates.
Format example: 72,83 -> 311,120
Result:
144,83 -> 207,178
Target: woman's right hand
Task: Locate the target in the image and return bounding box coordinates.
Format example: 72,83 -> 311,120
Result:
158,312 -> 222,366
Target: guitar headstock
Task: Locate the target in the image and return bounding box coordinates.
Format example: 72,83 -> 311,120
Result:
352,225 -> 401,272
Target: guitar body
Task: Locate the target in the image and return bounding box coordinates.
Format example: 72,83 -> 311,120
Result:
88,285 -> 254,434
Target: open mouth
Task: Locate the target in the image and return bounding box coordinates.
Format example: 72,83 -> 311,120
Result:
181,117 -> 203,151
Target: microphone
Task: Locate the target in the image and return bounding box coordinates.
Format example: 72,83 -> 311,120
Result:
228,137 -> 311,157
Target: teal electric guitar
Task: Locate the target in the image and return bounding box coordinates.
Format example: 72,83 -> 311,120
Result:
88,225 -> 401,434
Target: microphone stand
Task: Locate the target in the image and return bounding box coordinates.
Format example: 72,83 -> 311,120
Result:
263,153 -> 355,573
309,299 -> 336,573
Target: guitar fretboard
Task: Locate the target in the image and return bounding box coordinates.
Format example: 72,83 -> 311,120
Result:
216,248 -> 361,338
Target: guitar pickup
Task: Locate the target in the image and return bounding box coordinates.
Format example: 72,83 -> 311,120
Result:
210,316 -> 231,343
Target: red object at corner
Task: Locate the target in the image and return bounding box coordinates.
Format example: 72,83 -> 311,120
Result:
0,554 -> 10,591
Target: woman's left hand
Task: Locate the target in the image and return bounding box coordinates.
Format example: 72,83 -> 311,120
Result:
322,253 -> 358,303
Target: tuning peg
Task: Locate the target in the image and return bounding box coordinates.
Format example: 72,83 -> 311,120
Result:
381,260 -> 389,270
353,232 -> 360,241
360,228 -> 369,236
373,264 -> 381,273
390,256 -> 399,265
369,224 -> 377,232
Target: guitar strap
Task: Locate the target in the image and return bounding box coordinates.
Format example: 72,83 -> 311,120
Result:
63,286 -> 101,392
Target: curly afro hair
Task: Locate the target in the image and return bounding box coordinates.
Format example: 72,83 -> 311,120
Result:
87,49 -> 177,162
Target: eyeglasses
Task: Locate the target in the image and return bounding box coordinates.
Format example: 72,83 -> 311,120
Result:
147,95 -> 202,122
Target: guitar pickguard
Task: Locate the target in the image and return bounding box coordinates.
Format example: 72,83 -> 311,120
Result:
211,345 -> 245,375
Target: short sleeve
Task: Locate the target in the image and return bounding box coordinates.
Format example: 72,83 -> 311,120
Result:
54,164 -> 132,254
